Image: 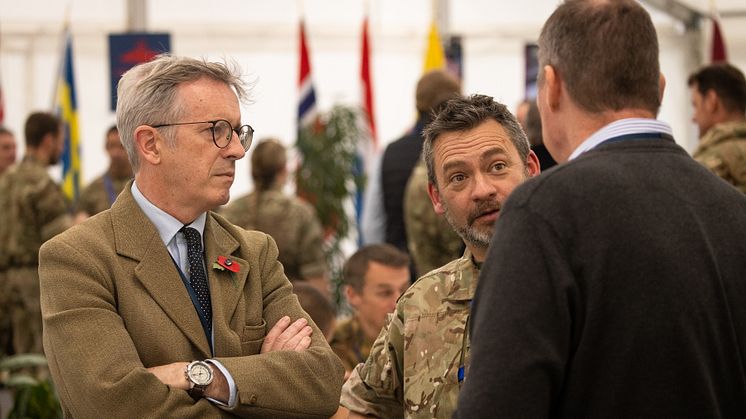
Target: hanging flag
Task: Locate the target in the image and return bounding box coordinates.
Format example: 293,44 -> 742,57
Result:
711,18 -> 727,62
298,20 -> 317,131
55,29 -> 82,202
355,14 -> 378,245
423,21 -> 446,72
360,16 -> 377,146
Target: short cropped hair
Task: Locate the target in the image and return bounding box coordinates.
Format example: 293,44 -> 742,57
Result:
415,70 -> 462,115
343,244 -> 410,293
116,54 -> 248,170
24,112 -> 61,148
538,0 -> 661,115
251,138 -> 287,191
422,94 -> 530,188
293,282 -> 336,338
688,63 -> 746,115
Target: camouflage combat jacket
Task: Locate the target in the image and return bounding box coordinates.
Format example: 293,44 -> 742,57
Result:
330,315 -> 375,372
693,120 -> 746,193
340,250 -> 478,419
404,160 -> 464,277
0,156 -> 71,269
75,172 -> 131,216
220,188 -> 327,281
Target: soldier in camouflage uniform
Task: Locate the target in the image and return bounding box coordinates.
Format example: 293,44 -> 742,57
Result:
220,138 -> 329,295
0,112 -> 72,355
341,94 -> 540,418
331,244 -> 410,374
403,159 -> 463,277
75,125 -> 133,217
0,126 -> 17,175
688,63 -> 746,193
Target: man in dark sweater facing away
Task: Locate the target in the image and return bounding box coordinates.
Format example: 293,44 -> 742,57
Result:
456,1 -> 746,418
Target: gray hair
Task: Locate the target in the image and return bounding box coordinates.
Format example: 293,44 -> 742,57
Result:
116,54 -> 248,170
422,94 -> 530,188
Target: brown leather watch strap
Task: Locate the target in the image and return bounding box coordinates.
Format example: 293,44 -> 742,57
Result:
188,384 -> 207,400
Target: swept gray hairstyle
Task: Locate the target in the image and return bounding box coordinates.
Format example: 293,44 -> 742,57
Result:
116,54 -> 248,170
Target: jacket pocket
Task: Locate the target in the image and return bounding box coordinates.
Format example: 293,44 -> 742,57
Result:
240,319 -> 267,354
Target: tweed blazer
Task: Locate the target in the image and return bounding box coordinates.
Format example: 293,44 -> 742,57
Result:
39,185 -> 344,418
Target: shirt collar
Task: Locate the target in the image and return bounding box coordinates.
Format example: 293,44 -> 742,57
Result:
131,180 -> 207,247
568,118 -> 673,161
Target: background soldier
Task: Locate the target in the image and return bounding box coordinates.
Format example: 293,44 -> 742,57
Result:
0,126 -> 17,175
0,112 -> 72,355
75,125 -> 133,218
688,62 -> 746,192
331,244 -> 410,375
221,138 -> 329,296
403,159 -> 463,277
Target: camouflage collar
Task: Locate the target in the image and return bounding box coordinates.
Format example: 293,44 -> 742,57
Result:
697,120 -> 746,151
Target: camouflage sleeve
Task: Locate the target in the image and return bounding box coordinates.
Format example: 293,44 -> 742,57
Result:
37,177 -> 73,242
297,203 -> 328,279
74,182 -> 97,215
340,312 -> 405,418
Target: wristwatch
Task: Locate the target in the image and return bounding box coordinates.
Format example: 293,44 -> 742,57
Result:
185,360 -> 214,400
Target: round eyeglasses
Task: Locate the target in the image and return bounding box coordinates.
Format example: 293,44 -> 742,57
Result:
151,119 -> 254,151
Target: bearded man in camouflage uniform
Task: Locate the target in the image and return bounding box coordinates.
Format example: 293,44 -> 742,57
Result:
0,112 -> 72,355
340,94 -> 540,418
688,62 -> 746,193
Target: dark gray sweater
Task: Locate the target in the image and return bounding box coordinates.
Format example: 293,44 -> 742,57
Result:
456,137 -> 746,418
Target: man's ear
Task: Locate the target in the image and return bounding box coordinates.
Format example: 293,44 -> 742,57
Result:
526,150 -> 541,177
658,72 -> 667,103
542,65 -> 561,111
134,125 -> 161,165
344,285 -> 361,309
704,89 -> 720,113
427,181 -> 445,215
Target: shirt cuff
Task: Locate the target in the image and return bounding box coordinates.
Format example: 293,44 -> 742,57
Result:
205,359 -> 237,408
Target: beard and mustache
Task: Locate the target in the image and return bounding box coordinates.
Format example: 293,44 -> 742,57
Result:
443,199 -> 501,249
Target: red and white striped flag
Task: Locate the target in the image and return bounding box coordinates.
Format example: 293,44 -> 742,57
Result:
298,19 -> 317,130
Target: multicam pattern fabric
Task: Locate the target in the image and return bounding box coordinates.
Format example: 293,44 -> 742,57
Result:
693,120 -> 746,193
0,155 -> 71,354
75,173 -> 131,216
404,160 -> 464,277
220,188 -> 327,281
0,156 -> 71,268
340,250 -> 478,419
330,315 -> 375,372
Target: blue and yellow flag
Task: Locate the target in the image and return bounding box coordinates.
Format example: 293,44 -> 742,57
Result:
55,30 -> 81,201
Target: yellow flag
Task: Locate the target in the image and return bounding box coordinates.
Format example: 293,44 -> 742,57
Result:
423,21 -> 446,72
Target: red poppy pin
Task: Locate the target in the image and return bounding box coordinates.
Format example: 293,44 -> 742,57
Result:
213,256 -> 240,273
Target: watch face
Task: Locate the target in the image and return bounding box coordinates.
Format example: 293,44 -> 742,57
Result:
188,362 -> 213,386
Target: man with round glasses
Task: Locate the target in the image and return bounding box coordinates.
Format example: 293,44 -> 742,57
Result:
38,54 -> 344,418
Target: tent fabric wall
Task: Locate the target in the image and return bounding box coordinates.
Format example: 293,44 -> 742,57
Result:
1,0 -> 745,198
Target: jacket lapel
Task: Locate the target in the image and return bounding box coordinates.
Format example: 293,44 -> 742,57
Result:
112,185 -> 212,357
204,214 -> 250,355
